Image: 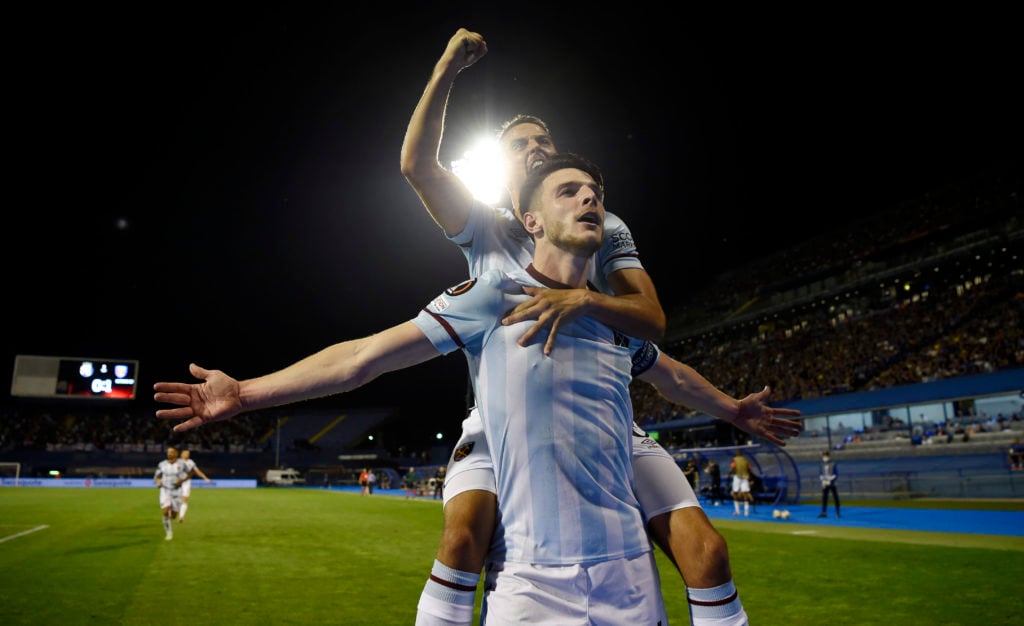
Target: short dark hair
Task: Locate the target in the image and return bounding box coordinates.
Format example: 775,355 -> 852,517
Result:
518,152 -> 604,213
498,114 -> 551,141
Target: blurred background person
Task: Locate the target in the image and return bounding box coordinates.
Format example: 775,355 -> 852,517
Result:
818,451 -> 841,518
178,449 -> 211,523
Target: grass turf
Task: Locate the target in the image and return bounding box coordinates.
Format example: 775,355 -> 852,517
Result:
1,488 -> 1021,625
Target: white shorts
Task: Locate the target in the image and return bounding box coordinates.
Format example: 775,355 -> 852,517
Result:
159,487 -> 182,511
481,552 -> 667,625
181,479 -> 192,498
732,476 -> 751,493
442,409 -> 700,518
442,409 -> 495,506
631,423 -> 700,519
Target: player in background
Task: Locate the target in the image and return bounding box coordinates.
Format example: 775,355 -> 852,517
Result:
730,450 -> 753,517
154,446 -> 187,540
178,449 -> 211,523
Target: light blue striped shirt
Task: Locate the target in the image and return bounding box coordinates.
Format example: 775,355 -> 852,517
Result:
413,266 -> 658,565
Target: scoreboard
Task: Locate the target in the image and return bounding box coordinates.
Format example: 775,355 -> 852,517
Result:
11,355 -> 139,400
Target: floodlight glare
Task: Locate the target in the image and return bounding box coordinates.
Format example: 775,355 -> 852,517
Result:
451,137 -> 504,205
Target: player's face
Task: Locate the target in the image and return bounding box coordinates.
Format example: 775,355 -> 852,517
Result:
530,167 -> 604,256
166,448 -> 179,462
501,123 -> 557,206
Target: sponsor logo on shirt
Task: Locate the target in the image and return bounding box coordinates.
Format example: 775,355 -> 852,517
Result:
430,295 -> 450,312
609,231 -> 634,251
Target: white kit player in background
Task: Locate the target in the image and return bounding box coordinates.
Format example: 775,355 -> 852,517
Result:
154,446 -> 187,540
178,449 -> 211,523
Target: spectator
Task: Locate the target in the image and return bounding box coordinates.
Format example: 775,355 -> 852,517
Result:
1009,438 -> 1024,471
358,468 -> 371,496
704,459 -> 723,506
403,467 -> 418,499
433,465 -> 445,500
683,458 -> 700,491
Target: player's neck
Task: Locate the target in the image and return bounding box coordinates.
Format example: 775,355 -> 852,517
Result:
526,251 -> 591,289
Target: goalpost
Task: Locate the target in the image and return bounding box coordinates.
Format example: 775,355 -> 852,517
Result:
0,462 -> 22,487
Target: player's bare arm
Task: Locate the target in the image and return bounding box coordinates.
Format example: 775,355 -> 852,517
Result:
400,28 -> 487,235
636,353 -> 803,445
154,322 -> 440,432
502,267 -> 666,355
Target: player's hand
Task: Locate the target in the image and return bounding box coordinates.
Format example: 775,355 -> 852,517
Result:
444,28 -> 487,72
204,478 -> 212,483
731,386 -> 804,446
153,363 -> 244,432
502,287 -> 590,355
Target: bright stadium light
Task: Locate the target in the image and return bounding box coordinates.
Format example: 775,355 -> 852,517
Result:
451,136 -> 505,205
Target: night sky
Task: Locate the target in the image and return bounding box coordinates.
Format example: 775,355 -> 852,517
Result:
6,5 -> 1020,449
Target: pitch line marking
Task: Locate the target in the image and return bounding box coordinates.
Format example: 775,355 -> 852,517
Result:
0,525 -> 49,544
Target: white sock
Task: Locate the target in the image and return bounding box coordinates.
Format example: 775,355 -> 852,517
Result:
688,580 -> 748,626
180,503 -> 189,519
162,516 -> 171,532
415,560 -> 479,626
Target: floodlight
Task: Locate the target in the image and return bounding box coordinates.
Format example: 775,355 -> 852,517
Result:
451,137 -> 505,205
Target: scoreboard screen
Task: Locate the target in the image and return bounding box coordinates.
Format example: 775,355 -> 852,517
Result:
11,355 -> 139,400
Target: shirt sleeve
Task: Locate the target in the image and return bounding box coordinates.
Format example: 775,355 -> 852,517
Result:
411,270 -> 506,355
598,211 -> 645,278
446,199 -> 488,246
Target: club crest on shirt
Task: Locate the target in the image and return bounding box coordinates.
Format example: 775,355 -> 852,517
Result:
452,441 -> 475,462
445,278 -> 477,297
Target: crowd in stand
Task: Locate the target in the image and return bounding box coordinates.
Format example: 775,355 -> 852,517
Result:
0,404 -> 278,454
631,261 -> 1022,427
631,164 -> 1022,432
665,162 -> 1019,335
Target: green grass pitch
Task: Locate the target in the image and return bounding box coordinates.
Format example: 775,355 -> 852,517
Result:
1,488 -> 1021,625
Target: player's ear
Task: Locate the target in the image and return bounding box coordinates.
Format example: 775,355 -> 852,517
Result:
522,210 -> 542,236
